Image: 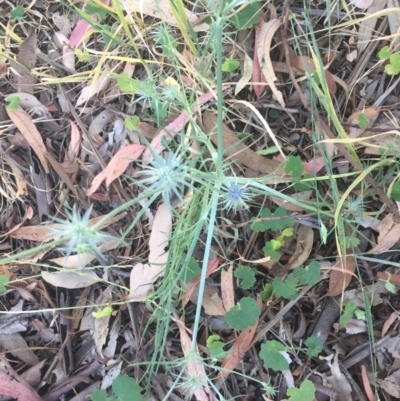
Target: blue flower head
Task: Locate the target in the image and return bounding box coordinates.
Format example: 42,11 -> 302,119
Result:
220,181 -> 252,211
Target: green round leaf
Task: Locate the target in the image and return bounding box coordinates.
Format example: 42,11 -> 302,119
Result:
259,340 -> 290,371
225,297 -> 260,330
234,266 -> 256,290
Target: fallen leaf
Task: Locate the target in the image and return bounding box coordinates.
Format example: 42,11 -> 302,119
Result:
252,20 -> 266,99
183,258 -> 220,306
347,107 -> 380,138
290,55 -> 337,96
94,285 -> 113,356
376,369 -> 400,397
377,271 -> 400,285
382,310 -> 400,337
68,0 -> 110,48
86,144 -> 146,196
285,225 -> 314,270
326,254 -> 356,297
190,284 -> 226,316
127,263 -> 159,301
369,214 -> 400,254
52,12 -> 71,36
177,318 -> 211,401
65,120 -> 81,162
49,239 -> 121,268
350,0 -> 373,8
0,207 -> 33,238
221,264 -> 235,312
215,297 -> 261,384
357,0 -> 388,53
21,360 -> 46,388
148,203 -> 172,269
128,204 -> 172,301
361,366 -> 376,401
13,31 -> 37,94
324,352 -> 352,401
0,333 -> 39,366
0,371 -> 42,401
6,108 -> 49,174
202,111 -> 283,174
119,0 -> 198,26
388,0 -> 400,49
41,270 -> 100,288
257,20 -> 285,106
235,52 -> 253,96
76,67 -> 113,106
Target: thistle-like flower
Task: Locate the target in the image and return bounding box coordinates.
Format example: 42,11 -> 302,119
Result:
50,205 -> 116,263
138,150 -> 196,207
220,180 -> 252,211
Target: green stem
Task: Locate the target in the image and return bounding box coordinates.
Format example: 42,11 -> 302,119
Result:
190,185 -> 220,352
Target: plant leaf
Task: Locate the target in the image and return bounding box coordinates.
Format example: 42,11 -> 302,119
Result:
304,336 -> 323,357
86,144 -> 145,196
225,297 -> 260,330
293,261 -> 321,286
339,301 -> 357,325
287,379 -> 316,401
234,266 -> 256,290
112,375 -> 144,401
272,276 -> 298,300
259,340 -> 290,371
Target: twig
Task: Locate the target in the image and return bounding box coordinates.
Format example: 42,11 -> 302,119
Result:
250,285 -> 311,347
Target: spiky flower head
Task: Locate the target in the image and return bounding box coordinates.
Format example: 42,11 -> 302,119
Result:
138,150 -> 195,208
51,205 -> 116,264
220,180 -> 252,212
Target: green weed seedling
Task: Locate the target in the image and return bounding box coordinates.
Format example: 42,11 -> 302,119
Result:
260,283 -> 273,302
0,275 -> 8,293
225,296 -> 260,330
272,261 -> 321,300
91,375 -> 144,401
287,380 -> 316,401
234,266 -> 256,290
10,6 -> 25,21
206,335 -> 227,360
258,338 -> 321,400
379,46 -> 400,75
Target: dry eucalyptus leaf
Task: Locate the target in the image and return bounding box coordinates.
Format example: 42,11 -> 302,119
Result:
6,108 -> 49,174
76,66 -> 112,106
357,0 -> 388,53
13,31 -> 37,94
388,0 -> 400,49
190,284 -> 226,316
41,270 -> 100,288
257,19 -> 285,107
148,203 -> 172,270
369,214 -> 400,253
0,333 -> 39,366
119,0 -> 198,26
285,225 -> 314,270
0,371 -> 42,401
202,111 -> 282,174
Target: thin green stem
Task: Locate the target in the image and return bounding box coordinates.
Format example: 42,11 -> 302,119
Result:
190,185 -> 220,352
